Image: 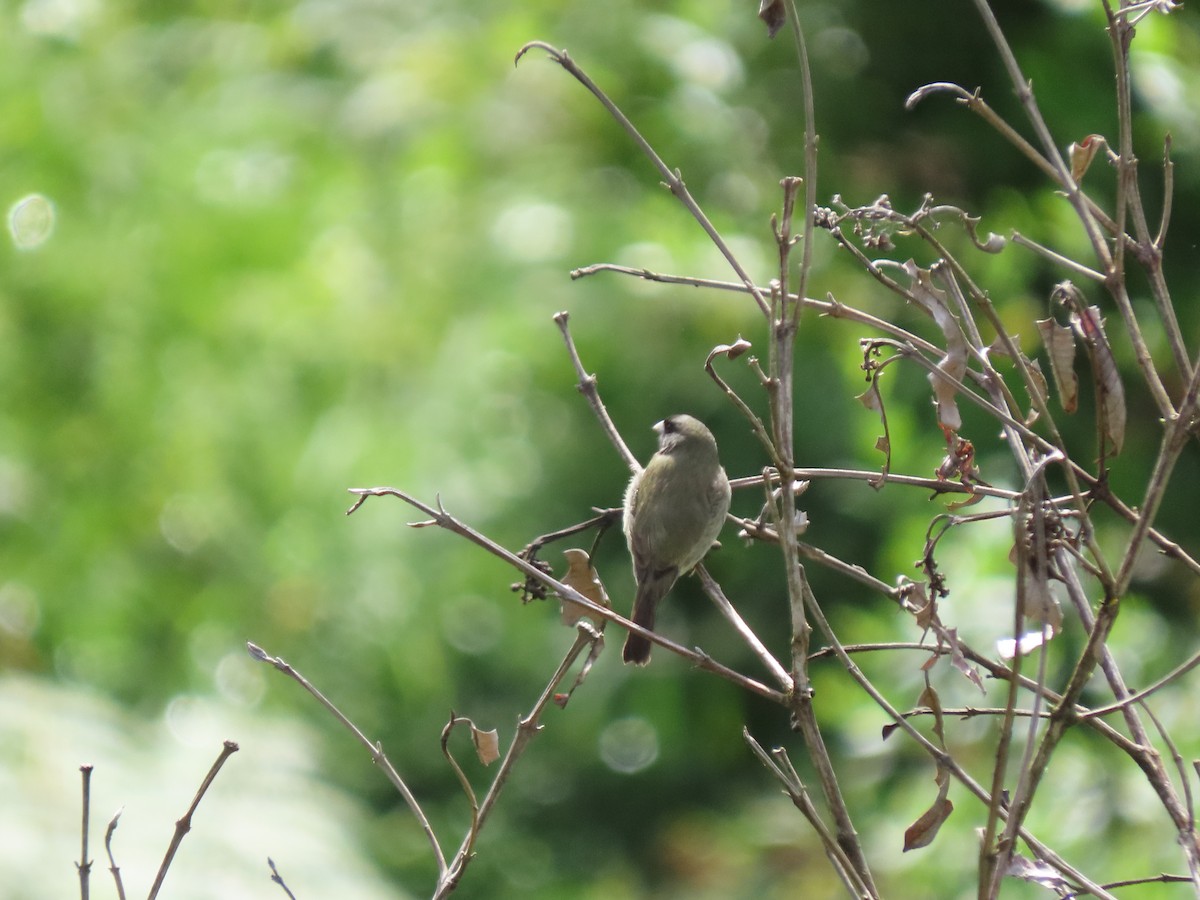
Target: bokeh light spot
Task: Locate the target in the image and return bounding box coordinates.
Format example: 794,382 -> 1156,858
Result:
7,194 -> 56,250
598,715 -> 659,774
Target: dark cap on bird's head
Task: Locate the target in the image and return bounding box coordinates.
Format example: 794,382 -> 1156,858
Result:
654,414 -> 717,454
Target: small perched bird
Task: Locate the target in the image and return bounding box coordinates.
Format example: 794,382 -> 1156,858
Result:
622,414 -> 731,665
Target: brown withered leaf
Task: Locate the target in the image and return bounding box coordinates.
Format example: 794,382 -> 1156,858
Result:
903,765 -> 954,851
909,581 -> 936,630
559,548 -> 611,628
1022,557 -> 1063,633
710,335 -> 752,361
940,626 -> 985,694
1022,353 -> 1049,415
471,724 -> 501,766
857,377 -> 892,485
1036,318 -> 1079,414
904,261 -> 968,433
1068,134 -> 1106,183
1073,305 -> 1126,454
758,0 -> 786,38
917,684 -> 944,741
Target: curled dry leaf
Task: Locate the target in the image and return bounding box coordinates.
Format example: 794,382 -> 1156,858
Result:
471,724 -> 501,766
942,626 -> 986,694
1021,354 -> 1049,424
1073,305 -> 1126,454
1036,318 -> 1079,414
917,684 -> 945,741
559,548 -> 611,628
709,335 -> 752,361
1021,557 -> 1063,632
903,764 -> 954,851
904,261 -> 968,433
757,0 -> 786,38
856,375 -> 892,485
1068,134 -> 1106,183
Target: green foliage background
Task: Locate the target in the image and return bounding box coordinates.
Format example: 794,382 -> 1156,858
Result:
3,0 -> 1200,897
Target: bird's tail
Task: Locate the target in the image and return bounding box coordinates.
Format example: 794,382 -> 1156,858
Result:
622,569 -> 676,665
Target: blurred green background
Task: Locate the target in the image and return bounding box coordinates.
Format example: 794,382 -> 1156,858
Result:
3,0 -> 1200,897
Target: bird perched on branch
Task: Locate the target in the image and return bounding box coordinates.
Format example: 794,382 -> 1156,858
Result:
622,414 -> 731,665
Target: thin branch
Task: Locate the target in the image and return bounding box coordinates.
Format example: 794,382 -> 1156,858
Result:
104,810 -> 126,900
1082,648 -> 1200,720
247,643 -> 448,876
1009,232 -> 1105,282
436,623 -> 603,897
77,765 -> 93,900
147,741 -> 240,900
516,42 -> 771,318
696,564 -> 793,692
346,488 -> 787,704
268,858 -> 297,900
744,729 -> 868,897
553,311 -> 638,471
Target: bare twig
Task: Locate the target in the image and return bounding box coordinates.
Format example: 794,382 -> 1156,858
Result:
744,729 -> 868,897
146,741 -> 240,900
77,765 -> 93,900
103,809 -> 126,900
346,488 -> 787,704
553,311 -> 638,472
435,624 -> 603,897
268,858 -> 297,900
696,565 -> 792,692
247,642 -> 448,875
516,42 -> 772,319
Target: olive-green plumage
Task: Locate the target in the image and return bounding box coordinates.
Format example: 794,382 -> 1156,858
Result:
622,414 -> 731,665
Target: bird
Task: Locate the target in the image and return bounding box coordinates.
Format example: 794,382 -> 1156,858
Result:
622,414 -> 731,665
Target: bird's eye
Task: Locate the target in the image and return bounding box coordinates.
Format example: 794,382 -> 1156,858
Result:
662,417 -> 677,433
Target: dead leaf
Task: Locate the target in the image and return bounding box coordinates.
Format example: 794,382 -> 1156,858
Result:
758,0 -> 786,38
1068,134 -> 1106,183
1021,555 -> 1063,632
471,725 -> 501,766
710,336 -> 752,361
1036,318 -> 1078,414
1073,305 -> 1126,454
559,549 -> 611,628
856,376 -> 892,485
904,766 -> 954,851
1022,353 -> 1049,413
918,684 -> 944,741
941,626 -> 986,694
904,261 -> 968,433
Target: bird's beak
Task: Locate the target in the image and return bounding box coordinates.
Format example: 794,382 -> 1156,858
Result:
652,419 -> 665,436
